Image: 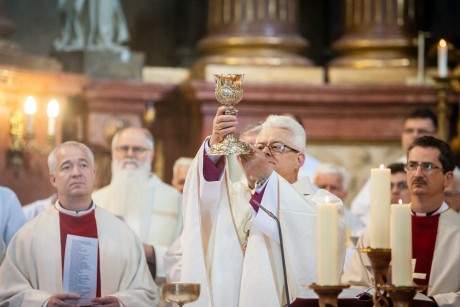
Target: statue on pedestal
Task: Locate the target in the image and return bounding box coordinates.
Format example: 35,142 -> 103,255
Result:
54,0 -> 130,52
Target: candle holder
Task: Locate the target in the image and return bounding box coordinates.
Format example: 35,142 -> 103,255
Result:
381,285 -> 426,307
432,75 -> 454,142
358,247 -> 391,307
308,284 -> 350,307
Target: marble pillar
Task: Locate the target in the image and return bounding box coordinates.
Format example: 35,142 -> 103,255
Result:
192,0 -> 312,78
330,0 -> 418,68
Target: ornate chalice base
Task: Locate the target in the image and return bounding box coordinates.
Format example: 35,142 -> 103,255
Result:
162,282 -> 200,307
381,285 -> 426,307
307,284 -> 350,307
208,74 -> 253,155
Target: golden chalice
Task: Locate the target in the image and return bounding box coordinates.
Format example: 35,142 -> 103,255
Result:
162,283 -> 200,307
208,74 -> 253,155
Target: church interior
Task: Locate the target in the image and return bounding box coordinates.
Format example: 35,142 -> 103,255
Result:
1,0 -> 460,206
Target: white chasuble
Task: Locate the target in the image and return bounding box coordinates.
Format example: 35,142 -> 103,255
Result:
180,141 -> 346,307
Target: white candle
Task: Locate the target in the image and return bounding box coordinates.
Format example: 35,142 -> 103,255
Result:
24,96 -> 36,135
370,165 -> 391,248
316,197 -> 339,285
438,39 -> 448,77
47,99 -> 59,136
391,201 -> 412,286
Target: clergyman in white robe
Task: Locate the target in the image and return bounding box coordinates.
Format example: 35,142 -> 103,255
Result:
0,203 -> 158,306
92,173 -> 182,277
178,140 -> 346,307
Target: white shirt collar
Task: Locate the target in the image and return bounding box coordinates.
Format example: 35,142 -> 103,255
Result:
55,201 -> 95,216
411,202 -> 449,216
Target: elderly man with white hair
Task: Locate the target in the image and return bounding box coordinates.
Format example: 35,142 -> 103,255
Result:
313,163 -> 365,270
171,157 -> 193,193
92,127 -> 182,280
175,107 -> 347,307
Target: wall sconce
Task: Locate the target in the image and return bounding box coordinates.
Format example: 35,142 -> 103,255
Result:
7,96 -> 60,171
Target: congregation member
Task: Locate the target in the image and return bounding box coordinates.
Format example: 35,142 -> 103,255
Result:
21,144 -> 112,222
313,163 -> 365,237
444,167 -> 460,212
351,108 -> 438,225
171,156 -> 193,193
342,136 -> 460,306
0,141 -> 158,306
0,186 -> 26,263
92,127 -> 182,280
175,106 -> 346,307
388,162 -> 411,204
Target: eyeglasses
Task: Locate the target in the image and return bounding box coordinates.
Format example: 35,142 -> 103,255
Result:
405,162 -> 442,173
115,145 -> 150,154
254,142 -> 299,154
391,181 -> 408,190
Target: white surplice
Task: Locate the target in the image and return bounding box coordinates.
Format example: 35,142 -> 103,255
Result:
92,173 -> 182,277
0,204 -> 158,306
179,141 -> 346,307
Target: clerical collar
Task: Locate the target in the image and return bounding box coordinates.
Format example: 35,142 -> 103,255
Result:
56,201 -> 95,216
411,202 -> 449,216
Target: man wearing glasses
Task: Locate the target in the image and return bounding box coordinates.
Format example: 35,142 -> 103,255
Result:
92,127 -> 182,281
343,136 -> 460,306
388,162 -> 411,204
175,106 -> 346,307
351,108 -> 438,226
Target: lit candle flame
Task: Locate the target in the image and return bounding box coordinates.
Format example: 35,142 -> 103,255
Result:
24,96 -> 36,115
439,39 -> 446,48
399,199 -> 403,205
380,164 -> 385,169
47,99 -> 59,118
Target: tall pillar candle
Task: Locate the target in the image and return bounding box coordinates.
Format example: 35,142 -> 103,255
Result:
391,202 -> 412,286
370,165 -> 391,248
316,199 -> 339,285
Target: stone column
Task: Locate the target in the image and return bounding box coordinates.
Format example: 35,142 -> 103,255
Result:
0,0 -> 20,52
330,0 -> 418,68
192,0 -> 312,78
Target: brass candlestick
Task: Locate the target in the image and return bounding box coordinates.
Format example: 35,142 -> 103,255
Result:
308,284 -> 350,307
381,285 -> 426,307
208,74 -> 252,155
432,76 -> 452,142
359,247 -> 391,307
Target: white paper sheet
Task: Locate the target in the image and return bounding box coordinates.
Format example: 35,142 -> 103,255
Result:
63,234 -> 98,306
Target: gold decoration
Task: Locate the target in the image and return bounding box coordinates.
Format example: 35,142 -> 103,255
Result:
208,74 -> 252,155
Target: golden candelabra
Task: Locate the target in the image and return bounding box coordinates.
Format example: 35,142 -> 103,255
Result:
8,108 -> 56,173
308,284 -> 350,307
359,247 -> 392,307
381,285 -> 426,307
432,76 -> 454,142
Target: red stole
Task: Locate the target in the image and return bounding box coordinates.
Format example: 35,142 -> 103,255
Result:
59,210 -> 101,300
412,214 -> 440,293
